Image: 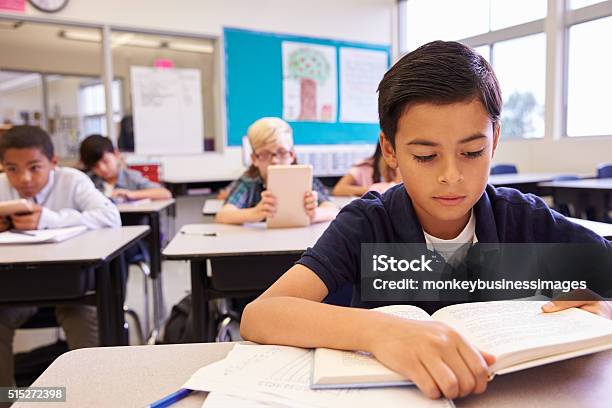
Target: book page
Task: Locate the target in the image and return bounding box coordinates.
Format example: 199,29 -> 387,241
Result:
312,305 -> 432,386
185,344 -> 451,408
432,301 -> 612,370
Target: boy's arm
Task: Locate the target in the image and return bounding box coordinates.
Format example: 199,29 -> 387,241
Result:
332,174 -> 368,197
241,264 -> 494,400
215,191 -> 277,225
215,203 -> 261,224
114,187 -> 172,200
38,177 -> 121,229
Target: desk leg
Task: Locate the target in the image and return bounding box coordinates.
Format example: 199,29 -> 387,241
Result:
190,260 -> 210,342
110,254 -> 129,345
95,263 -> 113,346
96,255 -> 129,346
148,212 -> 166,342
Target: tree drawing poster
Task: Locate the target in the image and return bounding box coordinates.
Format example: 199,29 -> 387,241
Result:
282,41 -> 337,122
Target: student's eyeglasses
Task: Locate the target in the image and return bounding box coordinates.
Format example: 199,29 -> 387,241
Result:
254,149 -> 293,162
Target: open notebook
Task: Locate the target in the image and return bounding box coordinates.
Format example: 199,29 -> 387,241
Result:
0,226 -> 88,244
311,301 -> 612,389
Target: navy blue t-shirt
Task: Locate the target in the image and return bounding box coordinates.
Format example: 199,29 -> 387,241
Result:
298,184 -> 611,312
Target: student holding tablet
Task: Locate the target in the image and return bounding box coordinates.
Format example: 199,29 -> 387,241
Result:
215,117 -> 338,225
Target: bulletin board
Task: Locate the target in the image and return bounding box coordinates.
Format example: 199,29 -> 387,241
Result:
224,27 -> 391,147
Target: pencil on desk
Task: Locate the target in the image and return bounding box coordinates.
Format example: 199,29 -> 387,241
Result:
146,388 -> 192,408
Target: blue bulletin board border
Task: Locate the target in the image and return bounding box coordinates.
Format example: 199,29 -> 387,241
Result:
224,27 -> 391,147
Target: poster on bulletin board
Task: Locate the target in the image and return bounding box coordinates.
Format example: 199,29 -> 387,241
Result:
282,41 -> 337,122
224,27 -> 391,147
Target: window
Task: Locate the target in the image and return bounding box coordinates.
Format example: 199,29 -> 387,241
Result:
401,0 -> 548,139
494,34 -> 546,139
566,15 -> 612,137
79,80 -> 122,136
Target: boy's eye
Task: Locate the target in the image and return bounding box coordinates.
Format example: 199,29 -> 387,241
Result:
463,149 -> 485,159
412,154 -> 436,163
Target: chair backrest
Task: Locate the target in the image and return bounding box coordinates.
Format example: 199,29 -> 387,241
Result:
596,163 -> 612,179
128,164 -> 161,183
490,164 -> 518,175
553,175 -> 580,182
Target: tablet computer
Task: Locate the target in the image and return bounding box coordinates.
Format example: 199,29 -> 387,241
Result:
266,164 -> 313,228
0,199 -> 34,217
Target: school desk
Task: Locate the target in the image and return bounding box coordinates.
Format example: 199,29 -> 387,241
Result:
568,217 -> 612,239
0,225 -> 149,346
162,222 -> 330,341
488,173 -> 592,195
539,178 -> 612,221
15,342 -> 612,407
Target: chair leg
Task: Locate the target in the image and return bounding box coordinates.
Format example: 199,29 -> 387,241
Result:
148,274 -> 166,344
123,305 -> 144,345
137,261 -> 151,338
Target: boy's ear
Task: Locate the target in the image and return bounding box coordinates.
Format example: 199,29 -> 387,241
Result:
491,122 -> 501,158
379,132 -> 398,169
50,155 -> 58,167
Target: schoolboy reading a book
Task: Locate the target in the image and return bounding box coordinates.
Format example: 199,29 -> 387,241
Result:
240,41 -> 612,400
79,134 -> 172,201
215,117 -> 338,224
0,125 -> 121,387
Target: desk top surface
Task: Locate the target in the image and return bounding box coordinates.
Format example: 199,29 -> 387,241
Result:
163,222 -> 330,258
539,178 -> 612,189
487,173 -> 589,186
116,198 -> 176,213
19,342 -> 612,408
568,217 -> 612,238
0,225 -> 149,265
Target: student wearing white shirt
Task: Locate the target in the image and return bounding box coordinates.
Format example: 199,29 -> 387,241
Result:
0,125 -> 121,387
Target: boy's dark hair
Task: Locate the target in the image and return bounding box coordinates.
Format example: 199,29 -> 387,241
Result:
0,125 -> 54,161
80,134 -> 115,169
378,40 -> 502,147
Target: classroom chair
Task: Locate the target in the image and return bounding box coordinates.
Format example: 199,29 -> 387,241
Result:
490,164 -> 518,175
596,163 -> 612,179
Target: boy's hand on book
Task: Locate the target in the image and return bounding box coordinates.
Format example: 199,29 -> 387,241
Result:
304,191 -> 318,221
542,290 -> 612,319
10,204 -> 42,230
370,319 -> 495,400
254,191 -> 277,221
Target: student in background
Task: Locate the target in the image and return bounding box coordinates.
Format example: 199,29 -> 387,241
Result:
216,117 -> 338,225
240,41 -> 612,400
332,144 -> 398,196
79,134 -> 171,201
0,125 -> 121,387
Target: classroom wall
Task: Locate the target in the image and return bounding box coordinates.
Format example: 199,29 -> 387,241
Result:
19,0 -> 396,45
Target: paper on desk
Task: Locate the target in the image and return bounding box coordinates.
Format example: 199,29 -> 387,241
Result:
203,392 -> 283,407
185,344 -> 452,408
0,226 -> 87,244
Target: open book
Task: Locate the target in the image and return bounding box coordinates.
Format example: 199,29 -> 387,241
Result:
311,301 -> 612,389
0,226 -> 88,244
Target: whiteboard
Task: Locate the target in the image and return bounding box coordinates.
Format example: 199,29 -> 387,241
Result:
130,66 -> 204,155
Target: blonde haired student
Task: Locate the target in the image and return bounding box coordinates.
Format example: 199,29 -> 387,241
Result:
332,144 -> 398,196
216,117 -> 338,225
240,41 -> 612,401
